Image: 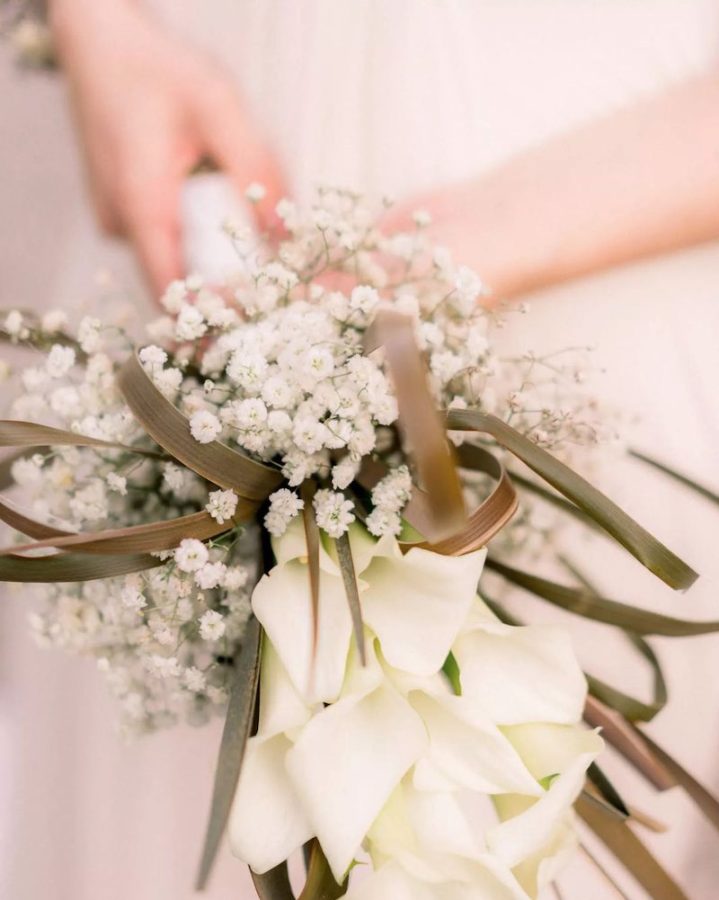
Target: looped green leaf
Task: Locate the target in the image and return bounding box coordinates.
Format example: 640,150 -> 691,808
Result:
445,408 -> 698,590
0,419 -> 164,459
0,550 -> 160,583
486,558 -> 719,637
558,557 -> 667,722
576,795 -> 688,900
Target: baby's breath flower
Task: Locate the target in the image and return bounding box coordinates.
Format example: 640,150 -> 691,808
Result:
78,317 -> 103,353
313,489 -> 355,538
46,345 -> 76,379
206,489 -> 239,524
175,304 -> 207,341
106,472 -> 127,495
199,609 -> 226,641
264,488 -> 304,537
190,410 -> 222,444
4,310 -> 26,338
139,345 -> 168,368
195,562 -> 227,591
41,309 -> 68,333
175,539 -> 209,573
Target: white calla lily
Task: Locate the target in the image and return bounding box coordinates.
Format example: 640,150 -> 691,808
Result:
230,522 -> 600,898
286,680 -> 428,881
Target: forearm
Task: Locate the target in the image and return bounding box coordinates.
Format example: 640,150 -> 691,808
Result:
466,72 -> 719,297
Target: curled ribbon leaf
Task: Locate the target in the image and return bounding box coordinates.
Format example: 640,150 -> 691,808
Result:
446,408 -> 698,591
117,354 -> 282,501
365,309 -> 466,543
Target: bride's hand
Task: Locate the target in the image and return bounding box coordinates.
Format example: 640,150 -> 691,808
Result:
49,0 -> 286,297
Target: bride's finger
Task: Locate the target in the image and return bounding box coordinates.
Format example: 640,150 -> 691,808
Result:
128,211 -> 184,301
199,87 -> 287,236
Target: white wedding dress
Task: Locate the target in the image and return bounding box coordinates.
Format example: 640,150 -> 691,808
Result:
2,1 -> 719,898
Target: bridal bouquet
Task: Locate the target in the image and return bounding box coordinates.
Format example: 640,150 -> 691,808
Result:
2,187 -> 718,899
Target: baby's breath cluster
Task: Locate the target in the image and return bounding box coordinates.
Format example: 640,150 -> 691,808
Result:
2,187 -> 606,733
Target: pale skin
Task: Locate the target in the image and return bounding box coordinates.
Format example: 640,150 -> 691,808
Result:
48,0 -> 286,297
50,0 -> 719,301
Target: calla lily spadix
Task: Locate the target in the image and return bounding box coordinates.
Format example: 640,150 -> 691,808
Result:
228,519 -> 601,897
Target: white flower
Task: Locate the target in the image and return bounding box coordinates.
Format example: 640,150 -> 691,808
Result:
264,489 -> 304,537
224,566 -> 250,591
226,351 -> 268,391
245,182 -> 267,203
313,489 -> 355,538
301,347 -> 335,383
349,285 -> 380,315
120,587 -> 146,612
206,489 -> 239,524
148,655 -> 181,679
199,609 -> 226,641
195,562 -> 227,591
161,280 -> 188,313
225,398 -> 268,430
69,481 -> 108,522
175,304 -> 207,341
371,465 -> 412,513
412,208 -> 432,227
4,309 -> 25,336
261,375 -> 294,409
190,410 -> 222,444
106,473 -> 128,495
293,416 -> 330,455
152,367 -> 183,399
139,345 -> 168,368
183,667 -> 207,692
365,507 -> 402,537
11,456 -> 43,486
46,344 -> 76,378
331,457 -> 359,490
78,317 -> 103,353
453,265 -> 485,315
175,539 -> 209,573
230,522 -> 598,893
41,309 -> 68,333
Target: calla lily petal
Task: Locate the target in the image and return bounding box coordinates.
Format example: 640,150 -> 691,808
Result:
361,547 -> 487,676
228,733 -> 313,875
285,683 -> 428,881
501,722 -> 603,782
488,739 -> 602,868
252,559 -> 353,704
258,636 -> 313,737
409,692 -> 543,796
453,622 -> 587,725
